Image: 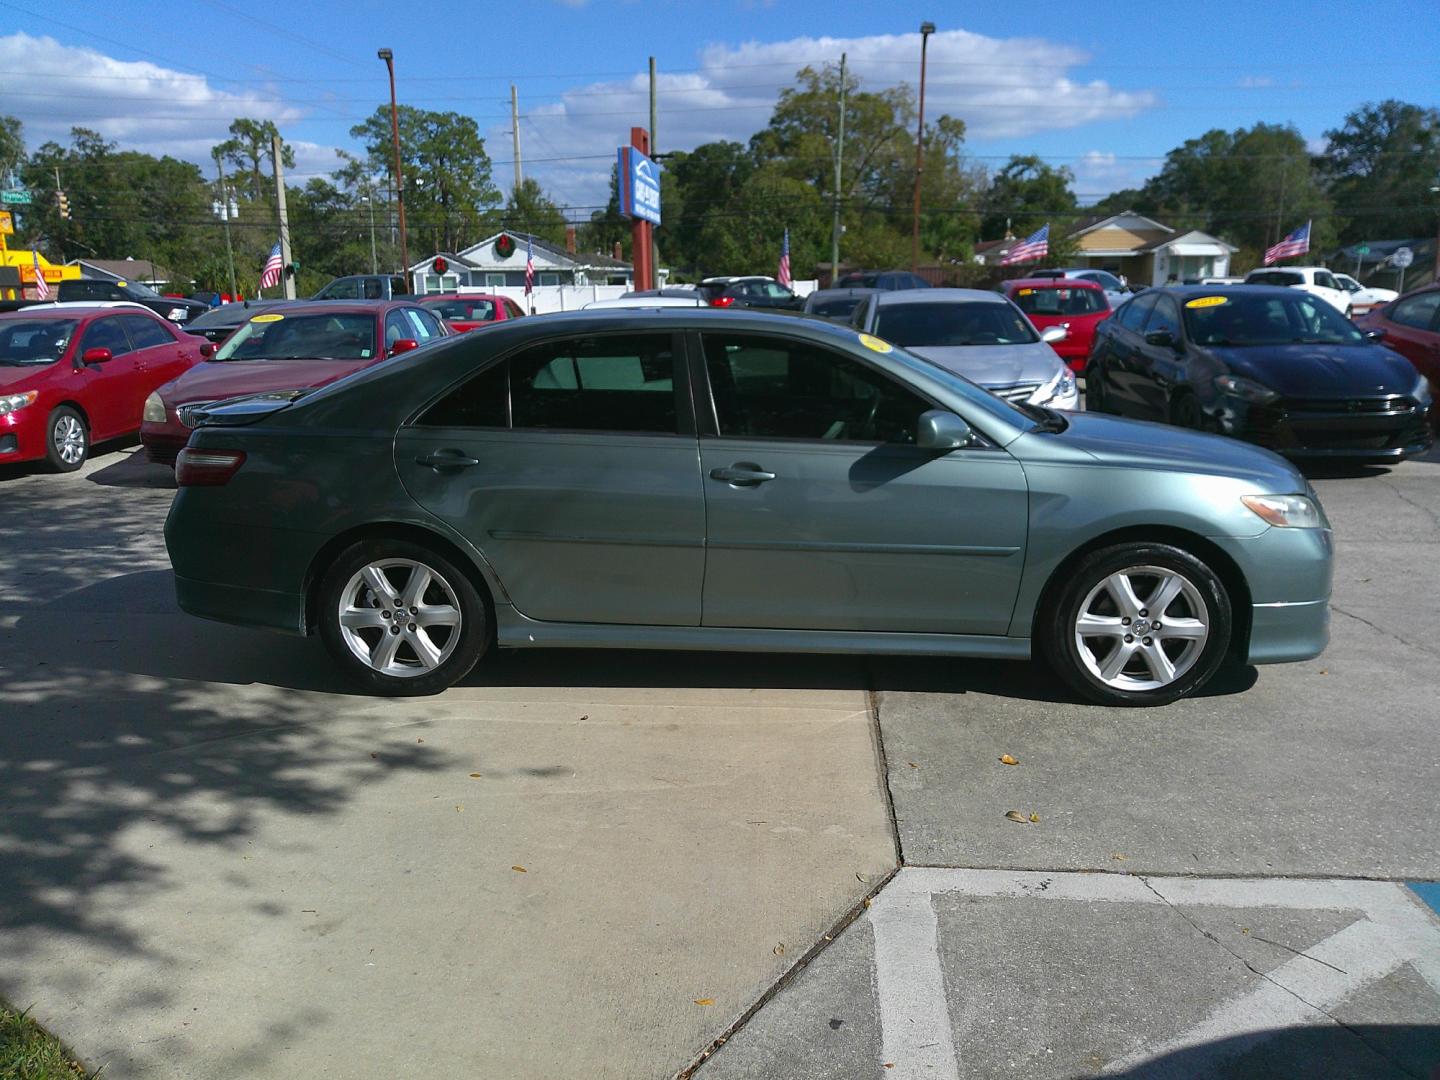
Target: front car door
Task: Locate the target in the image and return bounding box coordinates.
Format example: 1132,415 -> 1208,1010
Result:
1132,294 -> 1186,419
693,329 -> 1028,634
395,330 -> 705,625
1381,291 -> 1440,395
73,315 -> 141,439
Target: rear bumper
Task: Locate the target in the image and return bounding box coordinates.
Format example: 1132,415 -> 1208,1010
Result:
173,573 -> 307,635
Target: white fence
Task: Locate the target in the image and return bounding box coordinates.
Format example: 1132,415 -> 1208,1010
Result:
453,279 -> 819,314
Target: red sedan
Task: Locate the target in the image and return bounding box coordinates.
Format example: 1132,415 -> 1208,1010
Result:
141,300 -> 447,465
1356,285 -> 1440,427
1002,278 -> 1111,373
0,302 -> 208,471
419,293 -> 524,333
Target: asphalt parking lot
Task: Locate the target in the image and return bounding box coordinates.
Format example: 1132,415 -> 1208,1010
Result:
1,442 -> 1438,1079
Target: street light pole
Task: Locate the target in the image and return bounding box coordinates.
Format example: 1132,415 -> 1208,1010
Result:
212,149 -> 239,302
911,21 -> 935,275
378,48 -> 410,282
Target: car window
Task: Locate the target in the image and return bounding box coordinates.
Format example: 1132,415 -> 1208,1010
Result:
1084,271 -> 1122,291
384,310 -> 411,350
215,312 -> 378,361
508,333 -> 678,434
1117,293 -> 1155,332
0,318 -> 79,365
703,333 -> 930,444
1390,292 -> 1440,331
762,283 -> 794,300
1334,275 -> 1361,293
79,317 -> 134,356
314,279 -> 359,300
808,296 -> 864,318
875,301 -> 1038,347
119,315 -> 176,349
1145,296 -> 1182,338
417,360 -> 509,428
1012,287 -> 1107,316
404,308 -> 442,340
1314,271 -> 1340,291
505,299 -> 525,318
1247,270 -> 1303,287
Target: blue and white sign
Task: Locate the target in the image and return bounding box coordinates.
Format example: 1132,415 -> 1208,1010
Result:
618,146 -> 661,226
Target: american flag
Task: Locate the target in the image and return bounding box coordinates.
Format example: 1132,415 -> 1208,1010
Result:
524,234 -> 534,296
258,240 -> 283,290
1000,224 -> 1049,266
777,228 -> 792,288
32,249 -> 50,300
1264,220 -> 1311,265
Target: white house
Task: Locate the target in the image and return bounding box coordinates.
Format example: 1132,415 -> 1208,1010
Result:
407,230 -> 660,295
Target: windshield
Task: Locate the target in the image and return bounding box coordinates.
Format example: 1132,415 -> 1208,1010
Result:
1012,286 -> 1108,316
0,319 -> 79,365
1246,270 -> 1303,287
423,298 -> 496,321
876,301 -> 1039,347
214,312 -> 378,361
809,296 -> 865,317
1183,292 -> 1364,347
120,280 -> 163,299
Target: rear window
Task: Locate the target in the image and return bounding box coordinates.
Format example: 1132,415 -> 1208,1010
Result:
423,298 -> 497,322
808,296 -> 865,318
1246,270 -> 1303,287
875,301 -> 1038,347
1011,286 -> 1107,316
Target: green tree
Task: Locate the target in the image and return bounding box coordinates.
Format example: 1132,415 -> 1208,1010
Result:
1321,100 -> 1440,242
0,114 -> 23,184
980,155 -> 1078,239
696,163 -> 827,275
660,141 -> 755,274
350,105 -> 501,256
214,118 -> 294,204
502,177 -> 567,245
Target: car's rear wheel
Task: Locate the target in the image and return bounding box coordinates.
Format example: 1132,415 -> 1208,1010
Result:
1040,543 -> 1232,707
317,539 -> 488,696
45,407 -> 88,472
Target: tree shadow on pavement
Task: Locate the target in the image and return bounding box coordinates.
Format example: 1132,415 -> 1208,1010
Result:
1099,1023 -> 1440,1079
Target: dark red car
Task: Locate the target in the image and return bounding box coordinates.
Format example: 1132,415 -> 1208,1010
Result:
1,302 -> 208,471
419,293 -> 524,333
1002,277 -> 1111,373
1356,285 -> 1440,427
141,300 -> 447,465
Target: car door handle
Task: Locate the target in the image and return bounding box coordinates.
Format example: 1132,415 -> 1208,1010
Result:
709,464 -> 776,486
416,450 -> 481,470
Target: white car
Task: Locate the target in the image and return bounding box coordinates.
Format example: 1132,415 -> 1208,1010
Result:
1331,272 -> 1397,317
1243,266 -> 1352,316
582,295 -> 703,310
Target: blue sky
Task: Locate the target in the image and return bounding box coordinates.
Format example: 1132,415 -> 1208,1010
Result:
2,0 -> 1437,214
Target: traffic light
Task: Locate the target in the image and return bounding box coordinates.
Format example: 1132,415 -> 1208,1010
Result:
56,189 -> 70,220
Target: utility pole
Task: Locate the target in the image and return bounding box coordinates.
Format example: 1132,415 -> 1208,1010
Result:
212,150 -> 239,302
649,56 -> 660,286
511,84 -> 523,195
378,48 -> 409,280
271,132 -> 296,299
912,22 -> 936,275
51,165 -> 65,264
830,52 -> 847,283
364,183 -> 378,275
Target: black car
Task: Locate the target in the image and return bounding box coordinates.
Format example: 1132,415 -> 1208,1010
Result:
56,278 -> 210,324
312,274 -> 411,301
697,276 -> 804,311
181,299 -> 308,345
802,287 -> 879,323
1086,285 -> 1434,463
835,269 -> 931,291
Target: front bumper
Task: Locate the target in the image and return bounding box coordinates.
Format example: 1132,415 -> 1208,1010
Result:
1210,525 -> 1333,666
1247,599 -> 1330,664
1210,394 -> 1433,462
0,410 -> 47,463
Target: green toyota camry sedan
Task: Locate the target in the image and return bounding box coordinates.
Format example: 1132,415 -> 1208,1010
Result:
164,309 -> 1332,706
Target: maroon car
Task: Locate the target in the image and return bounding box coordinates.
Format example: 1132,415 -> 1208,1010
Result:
141,300 -> 447,465
1355,285 -> 1440,428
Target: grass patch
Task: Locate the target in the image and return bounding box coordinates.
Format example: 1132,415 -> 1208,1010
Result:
0,1001 -> 96,1079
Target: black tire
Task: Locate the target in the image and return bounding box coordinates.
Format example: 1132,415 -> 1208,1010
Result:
1169,390 -> 1203,430
1039,542 -> 1232,707
1084,364 -> 1110,413
45,406 -> 89,472
317,539 -> 489,696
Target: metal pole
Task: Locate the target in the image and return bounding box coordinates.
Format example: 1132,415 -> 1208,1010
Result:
51,165 -> 65,264
511,84 -> 523,195
831,53 -> 846,283
379,49 -> 409,280
649,56 -> 660,285
367,189 -> 378,275
271,133 -> 296,300
213,150 -> 239,301
911,22 -> 935,275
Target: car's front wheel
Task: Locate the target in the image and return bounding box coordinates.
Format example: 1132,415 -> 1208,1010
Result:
1041,542 -> 1232,707
46,406 -> 89,472
317,539 -> 489,696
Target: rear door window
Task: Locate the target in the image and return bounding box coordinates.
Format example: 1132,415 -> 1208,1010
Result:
1117,294 -> 1155,332
118,315 -> 176,349
1390,292 -> 1440,331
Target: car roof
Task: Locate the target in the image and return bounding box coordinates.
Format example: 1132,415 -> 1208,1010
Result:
0,301 -> 154,319
1006,277 -> 1103,290
1148,285 -> 1300,300
872,288 -> 1010,306
419,293 -> 506,302
807,287 -> 878,299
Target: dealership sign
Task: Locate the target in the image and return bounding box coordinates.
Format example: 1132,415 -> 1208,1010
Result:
617,146 -> 661,225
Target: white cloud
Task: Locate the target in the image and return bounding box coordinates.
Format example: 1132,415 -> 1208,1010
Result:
1237,75 -> 1275,89
504,28 -> 1155,210
1071,149 -> 1162,200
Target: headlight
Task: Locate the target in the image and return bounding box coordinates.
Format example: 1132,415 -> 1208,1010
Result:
1215,374 -> 1279,404
1031,366 -> 1077,406
1412,372 -> 1433,407
1241,494 -> 1324,529
0,390 -> 38,416
143,392 -> 167,423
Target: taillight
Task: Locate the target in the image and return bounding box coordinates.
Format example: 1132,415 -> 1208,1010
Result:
710,295 -> 735,307
176,448 -> 246,486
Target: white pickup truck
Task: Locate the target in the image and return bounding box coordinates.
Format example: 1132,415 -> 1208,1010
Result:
1332,272 -> 1398,316
1243,266 -> 1353,316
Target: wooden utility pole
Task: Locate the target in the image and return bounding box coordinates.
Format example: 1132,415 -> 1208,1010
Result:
271,133 -> 295,299
378,48 -> 409,278
911,22 -> 935,274
511,85 -> 523,195
830,53 -> 847,282
212,149 -> 239,301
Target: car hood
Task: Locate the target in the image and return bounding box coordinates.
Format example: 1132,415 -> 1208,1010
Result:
1033,410 -> 1305,490
908,342 -> 1060,387
1210,343 -> 1419,398
158,357 -> 374,403
0,363 -> 55,392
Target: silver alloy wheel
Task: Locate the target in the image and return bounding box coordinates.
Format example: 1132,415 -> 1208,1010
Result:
53,414 -> 85,465
336,558 -> 462,678
1074,564 -> 1209,692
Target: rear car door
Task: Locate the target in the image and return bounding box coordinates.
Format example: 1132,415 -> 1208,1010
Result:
73,316 -> 142,438
119,312 -> 190,380
694,329 -> 1028,635
395,330 -> 706,626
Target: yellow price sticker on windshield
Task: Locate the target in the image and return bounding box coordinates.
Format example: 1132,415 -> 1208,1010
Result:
1185,295 -> 1228,309
859,333 -> 892,353
1017,288 -> 1034,296
250,312 -> 285,323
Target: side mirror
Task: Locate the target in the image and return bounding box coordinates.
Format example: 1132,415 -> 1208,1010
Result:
916,409 -> 975,451
1362,328 -> 1385,343
81,346 -> 112,365
389,338 -> 420,356
199,341 -> 216,358
1040,325 -> 1068,344
1144,329 -> 1176,349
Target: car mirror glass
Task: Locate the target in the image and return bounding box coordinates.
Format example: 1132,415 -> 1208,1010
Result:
916,409 -> 974,451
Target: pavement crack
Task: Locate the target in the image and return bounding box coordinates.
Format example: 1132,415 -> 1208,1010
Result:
1375,476 -> 1440,531
1330,603 -> 1440,658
